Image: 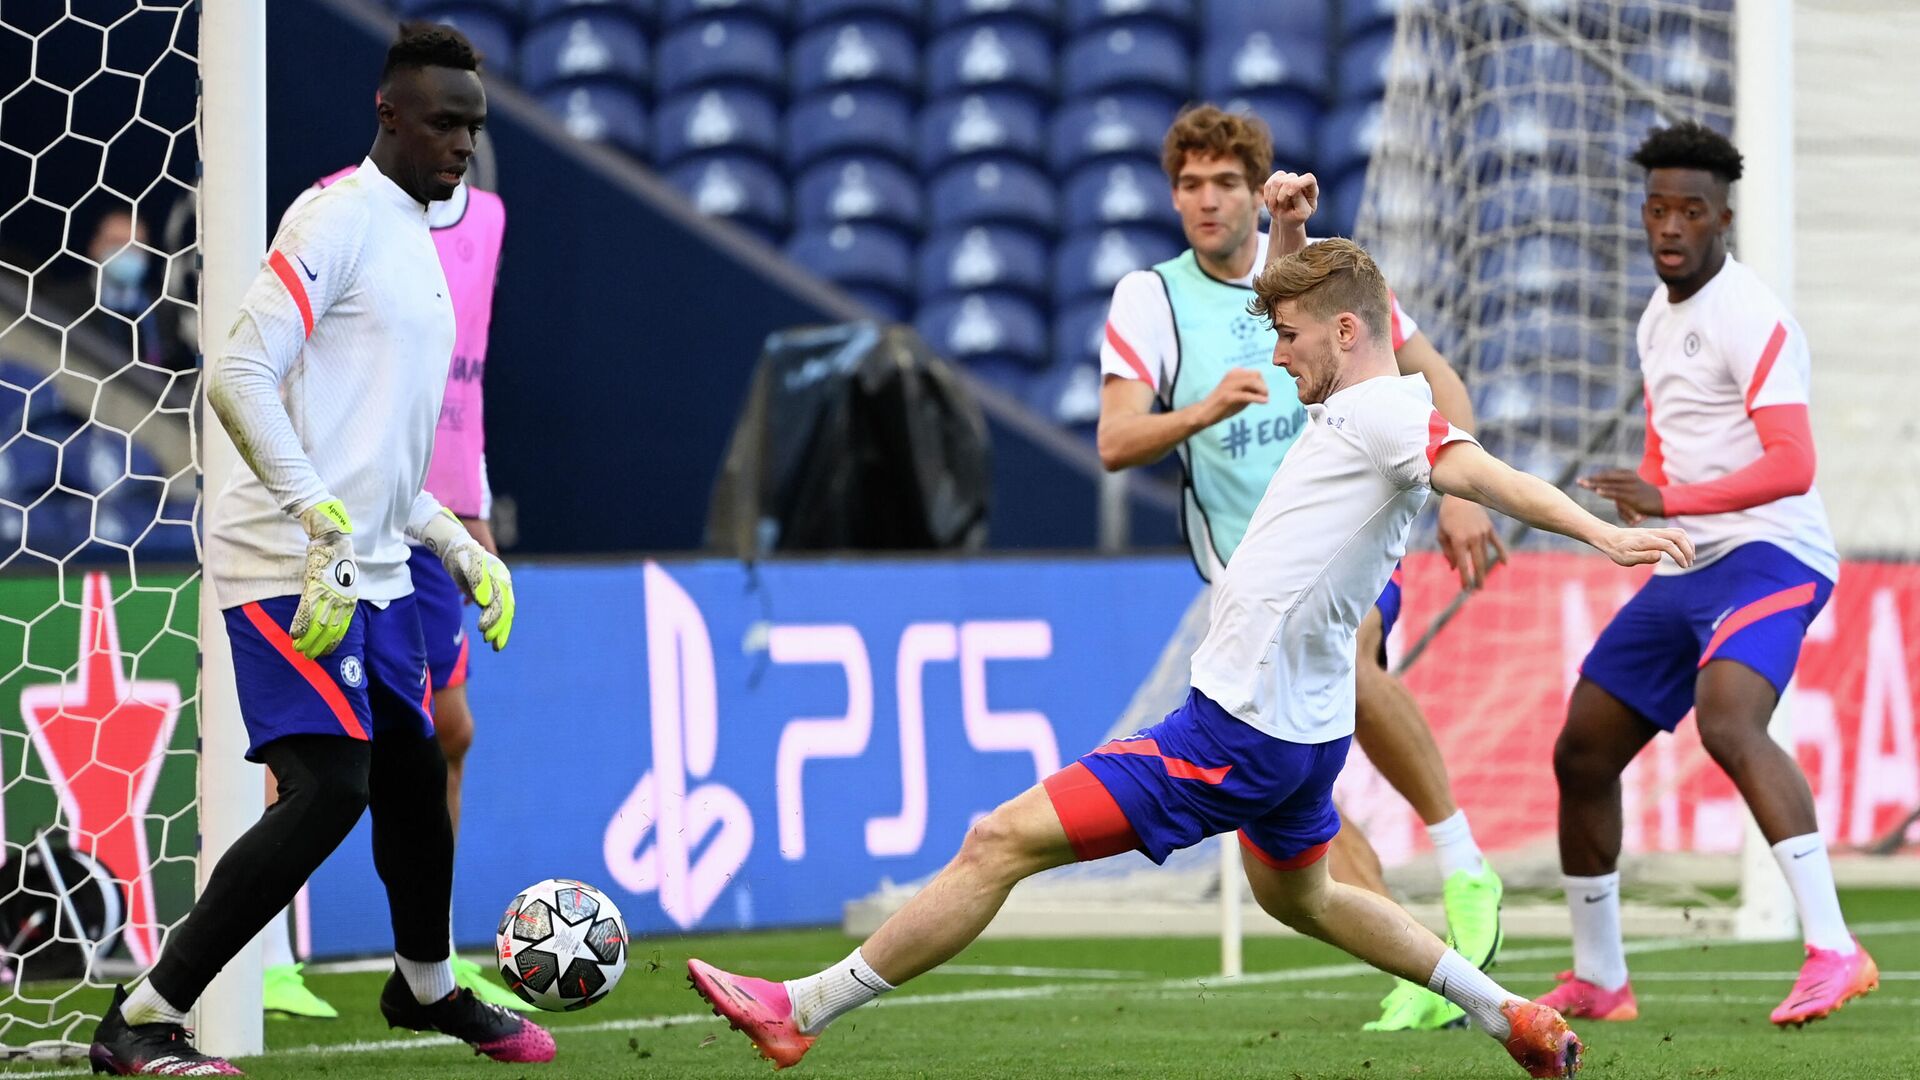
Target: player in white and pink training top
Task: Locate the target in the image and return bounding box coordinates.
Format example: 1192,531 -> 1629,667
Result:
688,240 -> 1700,1080
1539,121 -> 1877,1029
252,155 -> 524,1020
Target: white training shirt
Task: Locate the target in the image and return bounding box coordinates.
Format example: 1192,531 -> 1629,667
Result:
204,158 -> 456,609
1189,374 -> 1477,743
1099,233 -> 1422,396
1637,256 -> 1839,581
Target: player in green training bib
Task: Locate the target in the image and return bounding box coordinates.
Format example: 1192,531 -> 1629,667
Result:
1095,104 -> 1509,1032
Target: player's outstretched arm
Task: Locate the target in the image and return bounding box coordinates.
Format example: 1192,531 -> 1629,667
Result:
1096,370 -> 1267,471
1431,442 -> 1695,569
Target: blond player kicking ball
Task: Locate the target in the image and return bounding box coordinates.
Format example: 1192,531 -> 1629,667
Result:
690,239 -> 1697,1078
1537,120 -> 1877,1028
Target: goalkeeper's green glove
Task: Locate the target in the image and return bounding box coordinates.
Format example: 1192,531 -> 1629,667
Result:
412,508 -> 516,651
291,498 -> 357,659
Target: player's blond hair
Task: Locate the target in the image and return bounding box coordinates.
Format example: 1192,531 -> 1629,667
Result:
1249,238 -> 1392,344
1160,104 -> 1273,190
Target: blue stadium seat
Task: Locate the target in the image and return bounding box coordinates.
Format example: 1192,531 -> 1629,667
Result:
929,0 -> 1060,34
927,22 -> 1055,103
1048,94 -> 1175,175
791,20 -> 919,98
796,0 -> 921,31
1203,0 -> 1329,41
0,360 -> 55,436
786,224 -> 915,308
915,292 -> 1050,368
1630,23 -> 1733,107
1472,235 -> 1617,311
661,0 -> 789,31
1317,100 -> 1382,182
0,434 -> 58,505
1340,0 -> 1402,38
656,17 -> 785,98
521,12 -> 650,91
21,491 -> 92,564
1221,94 -> 1318,168
918,226 -> 1050,301
1052,296 -> 1109,373
786,89 -> 916,169
1337,25 -> 1395,103
928,159 -> 1059,236
410,8 -> 520,78
55,425 -> 146,497
794,155 -> 925,235
132,499 -> 198,564
527,0 -> 656,30
1473,174 -> 1618,235
1062,25 -> 1190,102
1062,159 -> 1177,232
1065,0 -> 1193,36
1321,168 -> 1365,237
654,88 -> 782,166
1030,358 -> 1103,428
1052,226 -> 1179,306
538,85 -> 650,157
1198,29 -> 1329,102
665,154 -> 790,237
918,92 -> 1047,173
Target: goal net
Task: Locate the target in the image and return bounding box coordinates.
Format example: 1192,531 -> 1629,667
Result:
851,0 -> 1780,949
0,0 -> 205,1058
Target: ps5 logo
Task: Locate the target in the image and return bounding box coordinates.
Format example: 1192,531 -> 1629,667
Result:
602,563 -> 754,930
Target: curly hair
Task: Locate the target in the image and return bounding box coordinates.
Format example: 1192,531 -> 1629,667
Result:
1249,238 -> 1391,342
1631,120 -> 1743,183
381,21 -> 482,84
1161,104 -> 1273,189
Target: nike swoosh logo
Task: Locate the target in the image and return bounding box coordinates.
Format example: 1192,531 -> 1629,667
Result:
295,255 -> 318,281
1583,892 -> 1615,904
850,968 -> 887,994
1791,846 -> 1819,859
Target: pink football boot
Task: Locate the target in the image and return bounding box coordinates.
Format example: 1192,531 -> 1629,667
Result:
688,958 -> 817,1069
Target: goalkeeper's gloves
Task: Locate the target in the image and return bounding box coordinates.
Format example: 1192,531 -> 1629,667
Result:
411,508 -> 516,651
291,498 -> 358,659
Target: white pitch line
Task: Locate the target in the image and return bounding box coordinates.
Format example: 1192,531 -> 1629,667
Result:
933,964 -> 1150,979
7,916 -> 1919,1076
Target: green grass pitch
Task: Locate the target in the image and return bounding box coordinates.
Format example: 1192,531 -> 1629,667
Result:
5,889 -> 1916,1078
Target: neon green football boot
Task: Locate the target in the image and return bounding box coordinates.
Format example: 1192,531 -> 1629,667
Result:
1365,978 -> 1468,1031
453,954 -> 536,1013
1443,863 -> 1505,970
263,963 -> 338,1020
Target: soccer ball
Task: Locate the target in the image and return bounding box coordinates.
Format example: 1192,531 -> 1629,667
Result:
496,878 -> 628,1011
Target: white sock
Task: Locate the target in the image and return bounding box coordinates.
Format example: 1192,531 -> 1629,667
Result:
121,980 -> 188,1026
395,952 -> 456,1004
1565,872 -> 1629,991
784,948 -> 894,1035
1427,949 -> 1519,1040
261,907 -> 297,970
1771,834 -> 1856,954
1427,810 -> 1487,878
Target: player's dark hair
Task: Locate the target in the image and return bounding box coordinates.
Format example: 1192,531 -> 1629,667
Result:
1631,121 -> 1743,184
1162,104 -> 1273,190
381,21 -> 481,85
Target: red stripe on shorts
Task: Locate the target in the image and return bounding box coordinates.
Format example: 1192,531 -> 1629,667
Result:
240,602 -> 367,741
1697,582 -> 1818,668
1238,833 -> 1330,872
1043,763 -> 1140,862
1091,737 -> 1232,784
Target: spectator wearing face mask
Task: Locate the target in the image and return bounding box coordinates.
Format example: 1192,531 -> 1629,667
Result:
45,209 -> 171,371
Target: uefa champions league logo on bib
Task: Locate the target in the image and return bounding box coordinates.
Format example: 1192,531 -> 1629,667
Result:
1684,331 -> 1702,356
339,655 -> 365,688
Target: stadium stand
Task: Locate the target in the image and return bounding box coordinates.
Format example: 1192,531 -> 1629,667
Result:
365,0 -> 1434,424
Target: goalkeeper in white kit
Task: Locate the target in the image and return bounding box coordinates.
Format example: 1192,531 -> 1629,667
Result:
88,24 -> 551,1076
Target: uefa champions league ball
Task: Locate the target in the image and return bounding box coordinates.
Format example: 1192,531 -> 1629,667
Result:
496,878 -> 628,1011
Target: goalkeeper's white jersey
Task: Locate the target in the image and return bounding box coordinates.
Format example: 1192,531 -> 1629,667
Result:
204,158 -> 455,609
